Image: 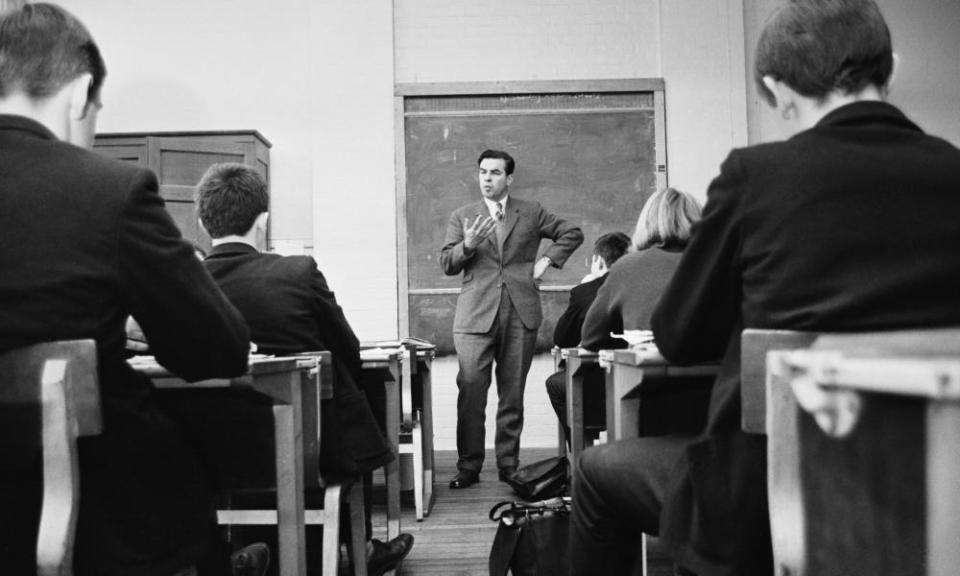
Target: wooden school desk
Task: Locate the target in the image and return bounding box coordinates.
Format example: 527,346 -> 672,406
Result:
600,346 -> 719,443
360,342 -> 438,529
359,347 -> 403,540
561,347 -> 600,466
130,355 -> 312,576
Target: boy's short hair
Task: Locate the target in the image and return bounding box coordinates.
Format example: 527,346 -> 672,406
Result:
593,232 -> 631,268
196,163 -> 269,239
0,3 -> 106,102
755,0 -> 893,106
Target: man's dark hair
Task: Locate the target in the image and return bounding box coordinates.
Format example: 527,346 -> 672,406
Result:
755,0 -> 893,106
594,232 -> 631,268
196,163 -> 269,239
0,3 -> 106,102
478,149 -> 516,176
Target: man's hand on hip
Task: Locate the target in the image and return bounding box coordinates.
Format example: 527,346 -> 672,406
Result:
533,256 -> 552,280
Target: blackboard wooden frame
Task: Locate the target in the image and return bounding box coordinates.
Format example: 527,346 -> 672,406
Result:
394,79 -> 667,349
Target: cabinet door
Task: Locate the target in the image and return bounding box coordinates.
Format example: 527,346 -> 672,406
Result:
95,142 -> 147,167
147,137 -> 254,253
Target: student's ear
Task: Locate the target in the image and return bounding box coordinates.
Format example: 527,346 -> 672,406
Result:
198,218 -> 209,237
255,211 -> 270,251
884,53 -> 899,97
67,73 -> 94,121
762,75 -> 798,120
506,173 -> 514,188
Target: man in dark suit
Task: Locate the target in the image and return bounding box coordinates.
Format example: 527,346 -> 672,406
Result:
569,1 -> 960,575
441,149 -> 583,488
195,163 -> 414,575
545,232 -> 631,441
0,5 -> 252,575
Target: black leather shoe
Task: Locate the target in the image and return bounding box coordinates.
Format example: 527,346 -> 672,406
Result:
368,533 -> 415,576
449,469 -> 480,489
230,543 -> 270,576
498,467 -> 517,482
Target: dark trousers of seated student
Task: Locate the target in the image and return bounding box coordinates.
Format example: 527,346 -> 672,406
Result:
570,435 -> 689,576
545,365 -> 606,444
547,369 -> 713,444
163,376 -> 390,576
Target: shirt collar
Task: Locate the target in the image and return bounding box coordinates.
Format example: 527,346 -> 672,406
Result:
483,195 -> 509,218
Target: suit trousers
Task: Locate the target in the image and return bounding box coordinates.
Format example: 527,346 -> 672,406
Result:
454,289 -> 537,473
570,435 -> 690,575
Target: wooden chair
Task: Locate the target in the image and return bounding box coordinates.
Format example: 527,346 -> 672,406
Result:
0,340 -> 102,576
215,352 -> 368,576
766,328 -> 960,576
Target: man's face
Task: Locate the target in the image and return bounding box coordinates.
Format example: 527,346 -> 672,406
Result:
478,158 -> 512,201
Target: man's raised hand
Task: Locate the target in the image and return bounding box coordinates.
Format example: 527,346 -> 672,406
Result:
463,213 -> 496,249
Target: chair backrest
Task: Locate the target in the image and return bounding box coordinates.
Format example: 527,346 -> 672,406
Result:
768,328 -> 960,576
0,339 -> 101,576
741,329 -> 819,434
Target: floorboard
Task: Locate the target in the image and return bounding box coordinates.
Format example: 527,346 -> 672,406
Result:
361,448 -> 674,576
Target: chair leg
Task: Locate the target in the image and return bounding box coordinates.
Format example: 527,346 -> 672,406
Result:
347,480 -> 368,576
412,423 -> 424,521
322,484 -> 342,576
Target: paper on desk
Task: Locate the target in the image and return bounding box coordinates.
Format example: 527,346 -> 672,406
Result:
611,330 -> 654,346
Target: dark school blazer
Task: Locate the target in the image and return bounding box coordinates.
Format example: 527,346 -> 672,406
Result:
553,274 -> 608,348
204,243 -> 393,476
0,114 -> 250,576
651,101 -> 960,576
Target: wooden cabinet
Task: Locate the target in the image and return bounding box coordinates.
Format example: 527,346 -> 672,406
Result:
94,130 -> 271,253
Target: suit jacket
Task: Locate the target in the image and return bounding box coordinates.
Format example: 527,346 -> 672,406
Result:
204,243 -> 393,475
0,114 -> 250,575
580,248 -> 682,351
553,274 -> 607,348
651,101 -> 960,576
441,197 -> 583,332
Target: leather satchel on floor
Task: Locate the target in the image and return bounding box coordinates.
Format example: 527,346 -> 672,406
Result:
488,497 -> 571,576
504,455 -> 569,501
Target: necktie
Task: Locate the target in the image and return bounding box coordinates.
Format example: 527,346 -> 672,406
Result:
494,201 -> 505,247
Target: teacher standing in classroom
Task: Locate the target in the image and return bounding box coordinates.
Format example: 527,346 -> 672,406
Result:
440,149 -> 583,489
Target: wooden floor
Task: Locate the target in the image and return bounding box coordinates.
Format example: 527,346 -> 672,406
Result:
364,448 -> 674,576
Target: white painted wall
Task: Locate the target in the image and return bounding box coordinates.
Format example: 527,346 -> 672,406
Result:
58,0 -> 315,253
309,0 -> 399,341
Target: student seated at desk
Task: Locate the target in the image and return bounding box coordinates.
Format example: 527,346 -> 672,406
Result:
0,5 -> 256,575
582,187 -> 710,436
545,232 -> 630,443
569,1 -> 960,575
194,163 -> 414,576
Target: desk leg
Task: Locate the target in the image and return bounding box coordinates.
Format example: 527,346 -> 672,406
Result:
566,358 -> 585,467
273,374 -> 306,576
608,365 -> 643,442
419,360 -> 435,517
385,370 -> 401,540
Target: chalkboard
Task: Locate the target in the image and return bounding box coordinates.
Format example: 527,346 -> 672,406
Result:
398,82 -> 665,355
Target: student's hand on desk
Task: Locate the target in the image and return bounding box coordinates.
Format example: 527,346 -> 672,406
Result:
533,256 -> 552,280
791,374 -> 862,438
463,214 -> 496,249
125,316 -> 149,352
